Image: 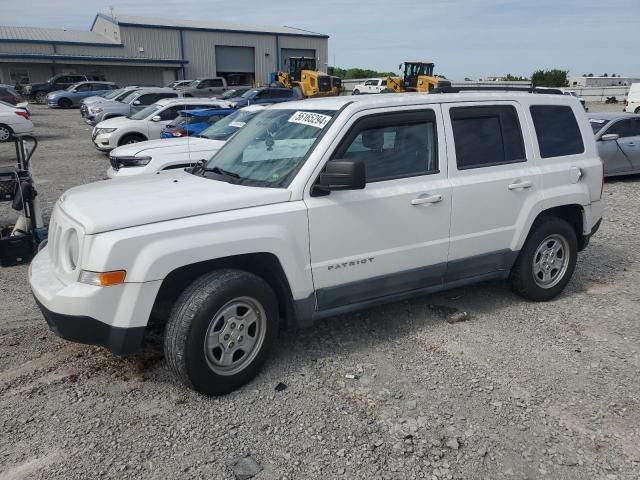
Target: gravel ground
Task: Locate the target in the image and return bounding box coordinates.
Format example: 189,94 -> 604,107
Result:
1,103 -> 639,480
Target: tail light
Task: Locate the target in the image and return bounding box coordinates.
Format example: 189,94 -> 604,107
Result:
172,128 -> 187,137
600,158 -> 605,199
14,110 -> 29,120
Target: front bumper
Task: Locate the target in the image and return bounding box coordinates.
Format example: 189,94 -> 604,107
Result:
29,246 -> 162,355
92,132 -> 116,151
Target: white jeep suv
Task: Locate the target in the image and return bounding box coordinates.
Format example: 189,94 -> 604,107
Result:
92,97 -> 232,152
31,93 -> 603,396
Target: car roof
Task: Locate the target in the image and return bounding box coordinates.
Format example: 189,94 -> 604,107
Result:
181,107 -> 234,115
268,91 -> 585,112
74,80 -> 117,86
155,97 -> 230,106
587,112 -> 640,121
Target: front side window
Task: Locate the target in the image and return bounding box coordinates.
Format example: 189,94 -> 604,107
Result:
530,105 -> 584,158
589,118 -> 609,135
75,84 -> 92,92
450,105 -> 525,169
199,109 -> 336,187
605,119 -> 640,138
211,79 -> 224,87
335,110 -> 438,182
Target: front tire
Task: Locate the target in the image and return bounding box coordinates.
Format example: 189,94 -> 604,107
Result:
164,269 -> 279,395
58,98 -> 72,108
352,89 -> 360,95
635,107 -> 640,114
118,134 -> 146,146
509,216 -> 578,301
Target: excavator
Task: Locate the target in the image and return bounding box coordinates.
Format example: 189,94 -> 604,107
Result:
385,62 -> 448,93
271,57 -> 342,98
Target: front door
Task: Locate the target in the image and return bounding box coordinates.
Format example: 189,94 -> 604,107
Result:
305,106 -> 451,311
606,117 -> 640,170
442,102 -> 537,280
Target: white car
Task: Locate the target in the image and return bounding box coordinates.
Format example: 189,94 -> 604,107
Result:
624,82 -> 640,114
31,93 -> 603,396
0,101 -> 34,142
352,78 -> 387,95
106,105 -> 266,178
92,97 -> 233,152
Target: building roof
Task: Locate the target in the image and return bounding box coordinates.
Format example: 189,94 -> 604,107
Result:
0,25 -> 120,45
96,13 -> 329,38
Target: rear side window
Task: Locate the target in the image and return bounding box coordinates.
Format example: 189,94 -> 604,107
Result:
211,79 -> 224,87
530,105 -> 584,158
450,105 -> 525,170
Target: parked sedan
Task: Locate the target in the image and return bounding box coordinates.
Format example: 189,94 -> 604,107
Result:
80,86 -> 143,118
589,112 -> 640,176
160,108 -> 235,138
46,81 -> 119,108
226,87 -> 302,108
92,98 -> 232,151
107,104 -> 266,178
0,101 -> 33,142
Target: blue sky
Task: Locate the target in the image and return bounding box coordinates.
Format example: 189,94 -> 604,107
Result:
1,0 -> 638,79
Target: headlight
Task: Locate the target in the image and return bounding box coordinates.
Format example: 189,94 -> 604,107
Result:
96,128 -> 117,134
79,270 -> 126,287
91,107 -> 104,113
61,228 -> 80,272
112,156 -> 152,168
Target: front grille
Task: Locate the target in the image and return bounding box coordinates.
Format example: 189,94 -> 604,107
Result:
80,105 -> 87,117
109,156 -> 120,171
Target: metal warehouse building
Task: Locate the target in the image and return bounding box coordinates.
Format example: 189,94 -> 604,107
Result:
0,13 -> 329,87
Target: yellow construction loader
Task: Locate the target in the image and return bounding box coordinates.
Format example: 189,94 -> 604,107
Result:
272,57 -> 342,98
385,62 -> 445,93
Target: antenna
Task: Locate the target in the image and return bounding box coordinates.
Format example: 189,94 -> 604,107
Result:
109,6 -> 119,41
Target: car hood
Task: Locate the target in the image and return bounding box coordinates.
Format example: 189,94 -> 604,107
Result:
95,116 -> 139,129
58,170 -> 291,234
110,137 -> 224,157
82,95 -> 108,105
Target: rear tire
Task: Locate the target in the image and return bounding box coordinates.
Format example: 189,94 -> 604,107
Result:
35,92 -> 47,104
509,216 -> 578,301
164,269 -> 279,395
0,124 -> 13,142
118,134 -> 146,146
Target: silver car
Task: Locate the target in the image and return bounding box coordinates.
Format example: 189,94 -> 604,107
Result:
589,113 -> 640,177
84,88 -> 184,126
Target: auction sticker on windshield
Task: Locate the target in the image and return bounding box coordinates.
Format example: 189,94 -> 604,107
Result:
288,111 -> 332,129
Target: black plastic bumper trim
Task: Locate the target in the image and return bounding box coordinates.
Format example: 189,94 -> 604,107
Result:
34,296 -> 145,355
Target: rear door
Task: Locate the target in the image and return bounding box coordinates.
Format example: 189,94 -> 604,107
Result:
442,101 -> 537,279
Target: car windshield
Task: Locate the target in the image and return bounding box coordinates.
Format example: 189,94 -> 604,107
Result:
66,84 -> 80,92
241,89 -> 259,99
198,109 -> 336,188
102,88 -> 122,99
220,89 -> 245,99
189,80 -> 201,88
198,108 -> 263,140
130,104 -> 161,120
119,90 -> 140,103
589,118 -> 609,134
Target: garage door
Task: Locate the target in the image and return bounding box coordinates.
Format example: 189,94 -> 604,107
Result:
215,46 -> 255,73
281,48 -> 316,71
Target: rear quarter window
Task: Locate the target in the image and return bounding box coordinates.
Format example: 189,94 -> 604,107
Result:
530,105 -> 584,158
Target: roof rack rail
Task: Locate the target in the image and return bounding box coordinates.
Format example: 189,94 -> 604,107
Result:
431,84 -> 563,95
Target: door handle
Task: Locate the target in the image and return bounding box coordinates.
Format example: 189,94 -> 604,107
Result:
411,193 -> 443,206
508,180 -> 532,190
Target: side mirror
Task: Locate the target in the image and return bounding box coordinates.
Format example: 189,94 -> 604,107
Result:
317,160 -> 366,192
151,115 -> 161,122
133,100 -> 141,106
601,133 -> 620,142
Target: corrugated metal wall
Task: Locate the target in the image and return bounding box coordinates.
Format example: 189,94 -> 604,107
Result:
279,36 -> 328,71
91,16 -> 121,43
119,26 -> 181,60
182,30 -> 277,84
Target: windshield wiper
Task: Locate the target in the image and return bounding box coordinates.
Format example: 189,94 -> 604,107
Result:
202,165 -> 241,180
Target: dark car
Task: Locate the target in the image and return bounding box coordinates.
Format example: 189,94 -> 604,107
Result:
589,112 -> 640,177
0,85 -> 24,106
23,74 -> 101,104
226,87 -> 303,108
160,107 -> 236,138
